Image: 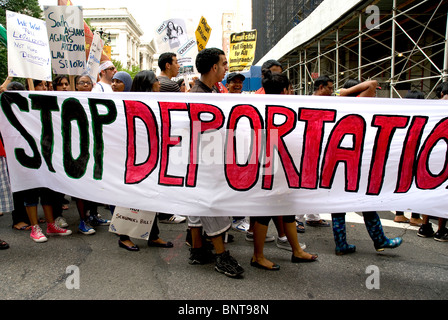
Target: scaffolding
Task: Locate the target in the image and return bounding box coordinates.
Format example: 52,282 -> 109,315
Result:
255,0 -> 448,98
252,0 -> 324,64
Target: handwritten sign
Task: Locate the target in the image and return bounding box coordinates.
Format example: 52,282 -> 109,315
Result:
1,91 -> 448,219
6,11 -> 52,81
44,6 -> 85,75
85,32 -> 104,83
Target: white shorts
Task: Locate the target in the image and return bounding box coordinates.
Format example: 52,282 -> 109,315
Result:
188,216 -> 231,237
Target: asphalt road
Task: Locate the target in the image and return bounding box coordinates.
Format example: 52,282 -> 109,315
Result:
0,200 -> 447,314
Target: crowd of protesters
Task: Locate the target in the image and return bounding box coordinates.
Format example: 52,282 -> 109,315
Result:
0,47 -> 446,278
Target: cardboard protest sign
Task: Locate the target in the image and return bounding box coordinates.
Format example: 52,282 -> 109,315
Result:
229,30 -> 257,72
156,18 -> 198,76
57,0 -> 111,63
195,16 -> 212,52
85,32 -> 104,83
109,207 -> 156,240
1,91 -> 448,219
44,5 -> 86,75
6,11 -> 52,81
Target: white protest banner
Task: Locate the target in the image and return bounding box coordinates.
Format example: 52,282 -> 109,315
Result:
44,5 -> 85,75
6,11 -> 52,81
85,31 -> 104,83
155,18 -> 198,76
109,207 -> 156,240
1,91 -> 448,219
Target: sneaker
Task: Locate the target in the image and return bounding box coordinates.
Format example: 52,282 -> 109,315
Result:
55,216 -> 68,228
78,220 -> 95,235
276,237 -> 306,251
232,218 -> 249,232
30,225 -> 47,243
89,214 -> 110,226
46,223 -> 72,236
434,228 -> 448,242
215,251 -> 244,278
417,223 -> 435,238
189,247 -> 215,265
245,232 -> 275,242
159,215 -> 186,224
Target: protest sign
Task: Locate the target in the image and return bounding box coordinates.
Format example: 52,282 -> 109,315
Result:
85,32 -> 104,83
229,30 -> 257,72
1,91 -> 448,219
6,11 -> 52,81
109,207 -> 156,240
195,16 -> 212,52
57,0 -> 111,63
156,18 -> 198,76
44,5 -> 86,75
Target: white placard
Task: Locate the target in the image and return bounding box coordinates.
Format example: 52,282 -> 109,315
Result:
6,10 -> 52,81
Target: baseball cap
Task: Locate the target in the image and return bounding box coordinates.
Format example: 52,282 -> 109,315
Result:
227,73 -> 245,82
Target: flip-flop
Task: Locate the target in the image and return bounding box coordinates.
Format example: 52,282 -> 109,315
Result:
13,224 -> 31,231
296,221 -> 305,233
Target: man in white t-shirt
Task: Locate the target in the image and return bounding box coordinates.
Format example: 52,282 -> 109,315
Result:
92,61 -> 116,92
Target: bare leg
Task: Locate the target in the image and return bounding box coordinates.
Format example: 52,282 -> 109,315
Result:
251,222 -> 277,268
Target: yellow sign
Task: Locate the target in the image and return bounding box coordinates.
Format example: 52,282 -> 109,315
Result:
195,16 -> 212,52
228,30 -> 257,72
103,45 -> 112,60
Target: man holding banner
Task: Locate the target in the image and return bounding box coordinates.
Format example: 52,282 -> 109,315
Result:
188,48 -> 244,278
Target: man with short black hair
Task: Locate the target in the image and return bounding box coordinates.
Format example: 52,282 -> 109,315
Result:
313,75 -> 334,96
158,52 -> 181,92
157,52 -> 187,224
188,48 -> 244,278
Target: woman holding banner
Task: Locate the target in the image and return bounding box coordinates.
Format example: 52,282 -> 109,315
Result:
116,70 -> 173,251
21,78 -> 72,242
250,70 -> 318,270
331,79 -> 403,255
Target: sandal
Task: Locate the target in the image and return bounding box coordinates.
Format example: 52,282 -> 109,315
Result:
0,239 -> 10,250
13,223 -> 31,231
306,220 -> 330,227
394,216 -> 410,223
296,221 -> 305,233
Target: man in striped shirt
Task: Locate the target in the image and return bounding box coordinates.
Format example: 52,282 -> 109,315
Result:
158,52 -> 181,92
157,52 -> 187,224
